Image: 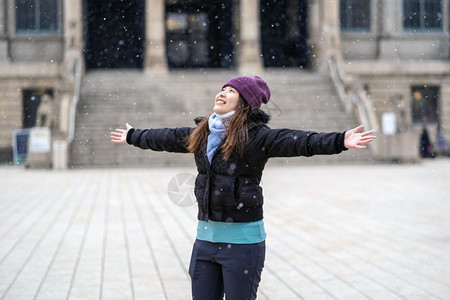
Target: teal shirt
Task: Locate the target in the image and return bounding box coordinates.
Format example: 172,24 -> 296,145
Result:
196,220 -> 266,244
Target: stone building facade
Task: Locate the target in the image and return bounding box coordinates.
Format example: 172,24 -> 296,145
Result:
0,0 -> 448,164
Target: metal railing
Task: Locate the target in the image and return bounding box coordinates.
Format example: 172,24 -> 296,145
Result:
328,56 -> 352,114
67,58 -> 82,144
328,55 -> 379,155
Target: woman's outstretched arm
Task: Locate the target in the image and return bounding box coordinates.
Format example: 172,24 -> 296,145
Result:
262,124 -> 376,158
110,123 -> 192,153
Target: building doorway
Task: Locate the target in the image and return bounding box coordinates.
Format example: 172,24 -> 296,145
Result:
165,0 -> 234,68
260,0 -> 309,68
22,89 -> 54,128
84,0 -> 145,69
411,86 -> 440,124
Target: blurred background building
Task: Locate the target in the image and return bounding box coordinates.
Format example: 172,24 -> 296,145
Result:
0,0 -> 449,168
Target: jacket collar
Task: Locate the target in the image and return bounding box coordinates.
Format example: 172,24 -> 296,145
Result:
247,108 -> 270,130
194,108 -> 271,126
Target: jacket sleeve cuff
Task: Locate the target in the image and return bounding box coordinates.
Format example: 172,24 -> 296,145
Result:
339,131 -> 348,151
126,128 -> 135,144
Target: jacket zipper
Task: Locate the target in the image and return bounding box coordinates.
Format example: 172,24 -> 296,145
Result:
202,139 -> 226,221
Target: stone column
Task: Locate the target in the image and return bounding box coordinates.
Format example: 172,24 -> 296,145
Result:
311,0 -> 342,73
145,0 -> 168,74
61,0 -> 83,135
376,0 -> 401,59
237,0 -> 263,75
63,0 -> 83,64
307,0 -> 320,70
0,0 -> 8,60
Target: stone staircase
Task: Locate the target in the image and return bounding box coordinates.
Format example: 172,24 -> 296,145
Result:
70,69 -> 374,168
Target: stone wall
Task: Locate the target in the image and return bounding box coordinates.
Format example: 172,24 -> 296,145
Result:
356,72 -> 450,160
0,0 -> 449,164
0,75 -> 70,161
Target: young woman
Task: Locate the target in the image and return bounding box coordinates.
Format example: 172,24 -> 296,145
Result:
110,76 -> 376,300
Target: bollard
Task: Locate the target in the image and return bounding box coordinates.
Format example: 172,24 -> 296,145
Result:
52,140 -> 68,170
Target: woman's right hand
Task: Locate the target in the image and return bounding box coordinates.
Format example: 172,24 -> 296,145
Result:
110,123 -> 133,144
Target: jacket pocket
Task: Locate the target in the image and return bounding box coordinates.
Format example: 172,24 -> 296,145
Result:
210,174 -> 236,206
237,181 -> 263,207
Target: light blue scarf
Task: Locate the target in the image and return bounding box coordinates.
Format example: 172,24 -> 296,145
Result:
207,111 -> 235,163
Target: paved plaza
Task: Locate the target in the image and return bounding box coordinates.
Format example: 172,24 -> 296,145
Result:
1,159 -> 449,300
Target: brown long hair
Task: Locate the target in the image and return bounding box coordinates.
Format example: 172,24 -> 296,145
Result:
187,98 -> 251,160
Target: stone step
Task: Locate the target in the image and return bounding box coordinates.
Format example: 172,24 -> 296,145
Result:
70,70 -> 372,167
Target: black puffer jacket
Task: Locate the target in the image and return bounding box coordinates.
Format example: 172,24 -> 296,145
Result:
127,109 -> 347,222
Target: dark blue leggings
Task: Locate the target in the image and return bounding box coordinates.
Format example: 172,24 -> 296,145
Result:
189,239 -> 266,300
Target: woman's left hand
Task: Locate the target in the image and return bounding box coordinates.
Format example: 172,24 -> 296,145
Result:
110,123 -> 133,144
344,125 -> 376,149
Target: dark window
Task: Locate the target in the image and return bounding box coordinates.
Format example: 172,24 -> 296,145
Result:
16,0 -> 60,34
260,0 -> 309,68
411,86 -> 439,124
403,0 -> 442,32
165,0 -> 234,68
84,0 -> 145,69
340,0 -> 371,31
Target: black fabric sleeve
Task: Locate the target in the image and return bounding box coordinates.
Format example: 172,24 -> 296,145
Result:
261,128 -> 348,158
127,127 -> 193,153
126,128 -> 135,144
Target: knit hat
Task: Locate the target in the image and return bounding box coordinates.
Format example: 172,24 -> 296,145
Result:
222,76 -> 271,109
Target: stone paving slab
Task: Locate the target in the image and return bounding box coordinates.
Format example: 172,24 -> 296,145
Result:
0,159 -> 449,299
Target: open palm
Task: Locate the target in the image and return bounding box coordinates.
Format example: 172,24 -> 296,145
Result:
110,123 -> 133,144
344,125 -> 376,149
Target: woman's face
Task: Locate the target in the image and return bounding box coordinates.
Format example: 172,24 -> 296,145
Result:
213,86 -> 240,114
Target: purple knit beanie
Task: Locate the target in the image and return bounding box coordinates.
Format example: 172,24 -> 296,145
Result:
222,76 -> 271,109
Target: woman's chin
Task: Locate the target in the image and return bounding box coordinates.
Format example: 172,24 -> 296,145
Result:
213,106 -> 228,114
